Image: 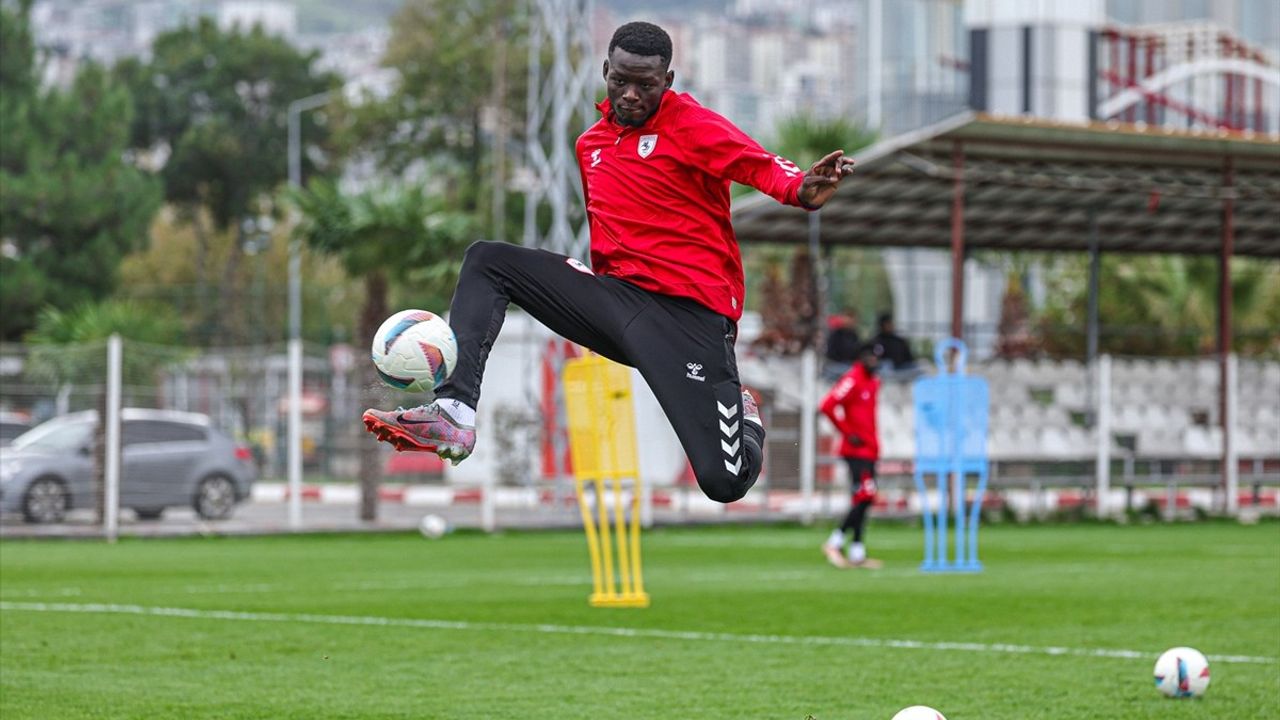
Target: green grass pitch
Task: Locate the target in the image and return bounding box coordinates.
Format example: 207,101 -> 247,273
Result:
2,522 -> 1277,719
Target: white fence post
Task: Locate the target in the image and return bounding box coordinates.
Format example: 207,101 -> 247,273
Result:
799,347 -> 817,525
288,338 -> 303,530
1225,353 -> 1239,515
481,475 -> 496,533
1095,354 -> 1112,519
104,334 -> 122,543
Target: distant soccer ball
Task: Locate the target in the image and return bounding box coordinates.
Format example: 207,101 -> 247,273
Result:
891,707 -> 946,720
419,513 -> 449,539
371,310 -> 457,394
1154,647 -> 1211,698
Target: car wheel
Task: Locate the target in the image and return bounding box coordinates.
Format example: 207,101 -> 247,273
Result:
134,508 -> 165,521
22,476 -> 69,524
193,475 -> 236,520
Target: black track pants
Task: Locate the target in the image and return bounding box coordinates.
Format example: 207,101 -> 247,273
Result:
839,458 -> 876,541
435,241 -> 764,503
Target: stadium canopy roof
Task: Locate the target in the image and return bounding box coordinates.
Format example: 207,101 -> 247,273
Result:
732,112 -> 1278,492
731,112 -> 1280,257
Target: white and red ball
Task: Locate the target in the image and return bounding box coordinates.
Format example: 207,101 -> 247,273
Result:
1154,647 -> 1211,698
371,310 -> 457,394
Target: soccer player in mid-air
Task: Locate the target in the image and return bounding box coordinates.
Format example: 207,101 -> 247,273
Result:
364,21 -> 855,504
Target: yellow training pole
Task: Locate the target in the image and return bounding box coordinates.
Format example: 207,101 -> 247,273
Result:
575,477 -> 605,599
594,476 -> 615,600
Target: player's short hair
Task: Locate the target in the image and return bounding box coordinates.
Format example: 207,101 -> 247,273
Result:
608,22 -> 672,66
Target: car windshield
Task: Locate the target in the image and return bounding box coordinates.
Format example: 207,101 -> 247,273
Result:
10,419 -> 93,453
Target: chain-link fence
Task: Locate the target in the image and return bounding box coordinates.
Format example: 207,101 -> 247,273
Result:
3,333 -> 1278,539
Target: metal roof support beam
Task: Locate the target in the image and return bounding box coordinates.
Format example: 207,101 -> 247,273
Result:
1086,209 -> 1101,370
1219,156 -> 1236,514
950,140 -> 965,342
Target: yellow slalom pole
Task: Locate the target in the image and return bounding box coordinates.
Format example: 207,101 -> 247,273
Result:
611,475 -> 633,597
594,476 -> 615,601
575,477 -> 604,599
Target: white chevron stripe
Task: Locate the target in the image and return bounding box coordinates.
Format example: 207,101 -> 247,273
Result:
719,420 -> 739,438
717,401 -> 737,419
724,457 -> 742,474
721,438 -> 740,456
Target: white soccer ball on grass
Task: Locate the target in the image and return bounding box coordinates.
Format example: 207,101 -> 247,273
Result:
1154,646 -> 1211,698
371,309 -> 458,394
419,513 -> 449,539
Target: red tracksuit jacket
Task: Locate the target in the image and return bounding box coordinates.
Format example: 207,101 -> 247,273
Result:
576,91 -> 811,322
819,363 -> 881,460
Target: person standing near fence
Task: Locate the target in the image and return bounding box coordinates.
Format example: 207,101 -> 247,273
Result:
820,343 -> 882,568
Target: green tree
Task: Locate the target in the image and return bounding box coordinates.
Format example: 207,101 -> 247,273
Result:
290,180 -> 473,521
115,18 -> 340,344
0,1 -> 162,341
772,115 -> 878,169
348,0 -> 528,236
1037,255 -> 1280,358
25,300 -> 186,523
116,209 -> 361,345
747,116 -> 881,348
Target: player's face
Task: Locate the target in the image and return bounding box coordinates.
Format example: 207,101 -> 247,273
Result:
603,48 -> 673,127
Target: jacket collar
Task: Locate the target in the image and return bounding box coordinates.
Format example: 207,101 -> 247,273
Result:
596,89 -> 675,129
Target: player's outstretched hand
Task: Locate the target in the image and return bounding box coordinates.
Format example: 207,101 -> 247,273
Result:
797,150 -> 856,210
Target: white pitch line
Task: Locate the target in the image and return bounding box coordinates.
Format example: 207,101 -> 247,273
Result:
2,601 -> 1274,666
0,570 -> 832,601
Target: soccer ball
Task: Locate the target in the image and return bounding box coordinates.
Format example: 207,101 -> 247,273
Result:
419,513 -> 449,539
371,310 -> 457,394
1154,647 -> 1211,698
891,707 -> 946,720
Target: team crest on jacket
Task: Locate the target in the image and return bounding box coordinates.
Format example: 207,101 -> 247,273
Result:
638,134 -> 658,158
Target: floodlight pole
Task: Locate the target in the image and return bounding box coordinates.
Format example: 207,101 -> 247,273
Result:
286,90 -> 334,529
522,0 -> 596,515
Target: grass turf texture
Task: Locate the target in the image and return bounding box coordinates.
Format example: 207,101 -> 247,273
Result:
1,523 -> 1277,719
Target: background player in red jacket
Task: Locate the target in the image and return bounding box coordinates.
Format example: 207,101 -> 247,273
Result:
820,344 -> 882,568
364,21 -> 857,504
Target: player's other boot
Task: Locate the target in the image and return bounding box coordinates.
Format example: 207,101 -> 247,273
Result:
362,403 -> 476,465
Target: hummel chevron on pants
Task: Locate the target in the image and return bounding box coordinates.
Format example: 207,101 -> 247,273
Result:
435,241 -> 765,503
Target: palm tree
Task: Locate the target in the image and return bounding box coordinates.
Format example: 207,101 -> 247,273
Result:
1038,255 -> 1278,357
290,180 -> 474,521
772,115 -> 878,167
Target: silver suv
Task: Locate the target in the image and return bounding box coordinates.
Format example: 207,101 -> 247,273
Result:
0,409 -> 256,523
